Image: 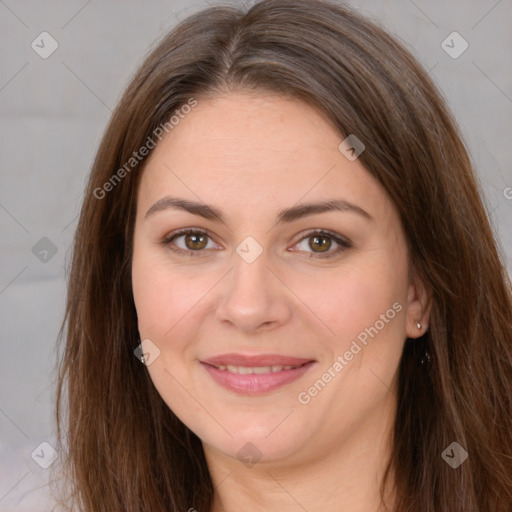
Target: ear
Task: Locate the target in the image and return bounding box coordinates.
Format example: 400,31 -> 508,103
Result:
405,273 -> 431,339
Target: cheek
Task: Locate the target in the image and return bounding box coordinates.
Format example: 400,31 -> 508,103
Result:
293,263 -> 406,429
131,247 -> 222,375
289,254 -> 407,356
131,246 -> 195,341
131,251 -> 221,439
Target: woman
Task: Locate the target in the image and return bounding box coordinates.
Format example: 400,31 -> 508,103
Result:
54,0 -> 512,510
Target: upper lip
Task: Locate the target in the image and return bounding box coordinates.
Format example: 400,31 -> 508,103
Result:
201,353 -> 315,367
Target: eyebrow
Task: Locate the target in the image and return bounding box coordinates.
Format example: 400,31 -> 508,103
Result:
144,196 -> 373,224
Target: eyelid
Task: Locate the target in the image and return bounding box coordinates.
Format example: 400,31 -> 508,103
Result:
289,228 -> 352,258
161,227 -> 220,256
161,228 -> 352,258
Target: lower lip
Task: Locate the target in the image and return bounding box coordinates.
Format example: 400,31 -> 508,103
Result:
200,361 -> 316,394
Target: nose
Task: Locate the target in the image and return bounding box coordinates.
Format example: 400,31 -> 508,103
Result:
215,247 -> 293,334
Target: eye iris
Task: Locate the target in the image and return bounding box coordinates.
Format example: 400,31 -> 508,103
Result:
309,234 -> 331,252
185,233 -> 207,250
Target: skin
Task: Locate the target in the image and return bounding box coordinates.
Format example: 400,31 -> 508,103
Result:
131,91 -> 430,512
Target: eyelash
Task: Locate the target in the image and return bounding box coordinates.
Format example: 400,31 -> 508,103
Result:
161,228 -> 351,259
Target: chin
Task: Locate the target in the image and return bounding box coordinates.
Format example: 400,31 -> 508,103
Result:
194,412 -> 316,466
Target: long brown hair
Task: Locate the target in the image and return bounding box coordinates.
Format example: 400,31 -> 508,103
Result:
54,1 -> 512,510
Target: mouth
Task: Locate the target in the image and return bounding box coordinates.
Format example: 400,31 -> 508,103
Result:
208,363 -> 305,374
199,354 -> 316,394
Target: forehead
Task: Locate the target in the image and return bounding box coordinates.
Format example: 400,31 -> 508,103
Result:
137,92 -> 394,226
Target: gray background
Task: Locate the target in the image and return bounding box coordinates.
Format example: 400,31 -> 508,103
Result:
0,0 -> 510,509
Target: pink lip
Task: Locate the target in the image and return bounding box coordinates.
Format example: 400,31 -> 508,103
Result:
199,353 -> 316,395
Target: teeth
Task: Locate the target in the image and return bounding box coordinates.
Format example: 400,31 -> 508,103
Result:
252,366 -> 270,374
215,364 -> 298,374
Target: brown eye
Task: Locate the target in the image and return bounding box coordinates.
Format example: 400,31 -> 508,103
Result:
162,229 -> 218,256
184,232 -> 208,250
292,229 -> 351,258
309,234 -> 332,253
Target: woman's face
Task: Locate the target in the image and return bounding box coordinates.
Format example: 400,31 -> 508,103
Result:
131,92 -> 427,466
